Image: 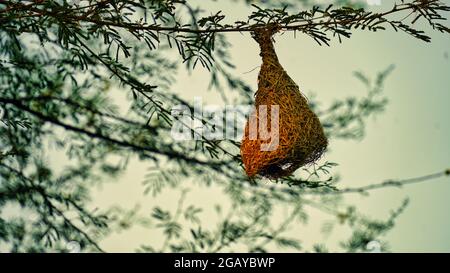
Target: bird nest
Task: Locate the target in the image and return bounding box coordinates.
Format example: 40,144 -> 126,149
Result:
240,26 -> 328,179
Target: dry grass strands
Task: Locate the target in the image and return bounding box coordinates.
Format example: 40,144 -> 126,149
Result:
240,26 -> 328,179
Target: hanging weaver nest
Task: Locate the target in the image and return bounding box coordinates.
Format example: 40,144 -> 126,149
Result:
240,26 -> 328,179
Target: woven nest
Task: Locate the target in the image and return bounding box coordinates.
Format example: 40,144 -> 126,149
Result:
240,27 -> 328,179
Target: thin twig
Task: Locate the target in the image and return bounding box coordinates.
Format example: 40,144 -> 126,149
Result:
329,169 -> 450,195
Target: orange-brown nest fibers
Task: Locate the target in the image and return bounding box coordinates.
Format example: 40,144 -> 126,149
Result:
240,27 -> 328,179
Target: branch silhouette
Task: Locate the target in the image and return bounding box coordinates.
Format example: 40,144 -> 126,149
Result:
237,169 -> 450,196
0,97 -> 224,168
329,169 -> 450,195
1,0 -> 448,42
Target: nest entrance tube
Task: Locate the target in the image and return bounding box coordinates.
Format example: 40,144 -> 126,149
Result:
240,27 -> 328,179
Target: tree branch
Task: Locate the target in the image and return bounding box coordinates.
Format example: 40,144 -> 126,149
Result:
1,0 -> 448,40
0,97 -> 222,168
327,169 -> 450,195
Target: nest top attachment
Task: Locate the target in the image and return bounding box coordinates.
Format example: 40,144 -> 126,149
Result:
252,26 -> 282,66
240,26 -> 328,179
251,25 -> 280,43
